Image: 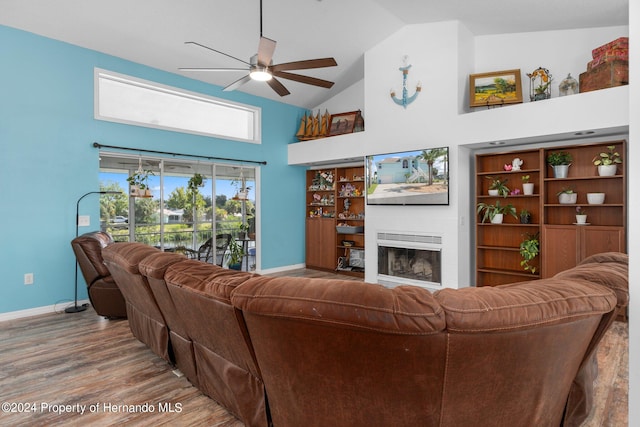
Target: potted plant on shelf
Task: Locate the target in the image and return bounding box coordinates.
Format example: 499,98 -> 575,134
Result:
477,200 -> 517,224
226,238 -> 244,270
592,145 -> 622,176
557,187 -> 577,204
486,176 -> 510,197
575,206 -> 588,224
547,151 -> 572,178
519,209 -> 532,224
519,232 -> 540,273
521,175 -> 534,195
127,169 -> 154,197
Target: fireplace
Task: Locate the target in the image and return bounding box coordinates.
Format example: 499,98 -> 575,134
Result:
377,232 -> 442,289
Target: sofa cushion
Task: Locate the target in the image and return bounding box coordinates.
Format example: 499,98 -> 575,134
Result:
433,278 -> 616,332
232,276 -> 446,334
556,253 -> 629,308
103,242 -> 159,274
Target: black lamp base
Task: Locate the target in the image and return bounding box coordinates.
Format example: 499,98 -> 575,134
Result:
65,305 -> 88,313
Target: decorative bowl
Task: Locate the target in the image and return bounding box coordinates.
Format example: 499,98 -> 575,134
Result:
587,193 -> 605,204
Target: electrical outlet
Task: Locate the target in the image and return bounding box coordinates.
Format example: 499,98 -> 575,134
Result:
78,215 -> 90,227
24,273 -> 34,285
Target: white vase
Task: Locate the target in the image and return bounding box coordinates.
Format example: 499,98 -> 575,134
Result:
586,192 -> 605,204
488,189 -> 499,196
553,164 -> 570,178
522,183 -> 534,195
597,165 -> 617,176
575,214 -> 587,224
558,193 -> 577,204
490,213 -> 504,224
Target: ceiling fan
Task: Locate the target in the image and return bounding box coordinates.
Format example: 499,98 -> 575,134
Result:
179,0 -> 337,97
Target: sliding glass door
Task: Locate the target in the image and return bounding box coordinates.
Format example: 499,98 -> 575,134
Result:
99,154 -> 257,269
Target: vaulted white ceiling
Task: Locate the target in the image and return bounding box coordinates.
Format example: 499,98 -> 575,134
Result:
1,0 -> 628,108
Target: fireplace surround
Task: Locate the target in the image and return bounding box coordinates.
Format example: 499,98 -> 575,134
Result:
377,232 -> 442,289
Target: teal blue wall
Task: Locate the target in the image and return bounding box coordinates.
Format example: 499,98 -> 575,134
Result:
0,25 -> 306,314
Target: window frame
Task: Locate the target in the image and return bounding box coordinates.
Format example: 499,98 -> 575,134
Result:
94,68 -> 261,143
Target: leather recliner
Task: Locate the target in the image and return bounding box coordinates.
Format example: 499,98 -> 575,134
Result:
102,242 -> 171,363
164,260 -> 269,427
70,231 -> 126,318
139,251 -> 198,386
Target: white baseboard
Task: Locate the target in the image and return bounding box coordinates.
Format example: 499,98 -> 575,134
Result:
0,299 -> 90,323
257,263 -> 306,275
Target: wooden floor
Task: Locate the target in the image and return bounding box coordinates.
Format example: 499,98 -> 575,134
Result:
0,269 -> 628,426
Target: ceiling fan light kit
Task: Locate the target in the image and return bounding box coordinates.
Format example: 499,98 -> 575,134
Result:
180,0 -> 337,96
250,68 -> 272,81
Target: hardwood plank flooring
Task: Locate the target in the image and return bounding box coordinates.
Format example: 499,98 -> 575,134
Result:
0,269 -> 627,426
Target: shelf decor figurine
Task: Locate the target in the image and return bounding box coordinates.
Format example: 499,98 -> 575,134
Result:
527,67 -> 553,101
390,55 -> 421,109
559,73 -> 579,96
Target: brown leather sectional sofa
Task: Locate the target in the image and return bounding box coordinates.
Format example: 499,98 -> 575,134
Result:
101,240 -> 628,427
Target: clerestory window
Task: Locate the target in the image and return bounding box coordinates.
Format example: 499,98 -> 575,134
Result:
94,69 -> 261,143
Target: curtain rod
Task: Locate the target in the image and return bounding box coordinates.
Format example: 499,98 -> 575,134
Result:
92,142 -> 267,165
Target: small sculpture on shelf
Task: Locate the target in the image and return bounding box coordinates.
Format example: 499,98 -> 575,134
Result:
339,182 -> 360,197
511,158 -> 523,171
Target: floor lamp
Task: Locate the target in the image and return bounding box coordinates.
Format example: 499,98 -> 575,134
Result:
66,190 -> 121,314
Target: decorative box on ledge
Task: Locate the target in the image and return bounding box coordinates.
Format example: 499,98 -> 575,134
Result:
580,37 -> 628,93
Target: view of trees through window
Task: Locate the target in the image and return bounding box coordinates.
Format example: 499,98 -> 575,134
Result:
98,154 -> 256,257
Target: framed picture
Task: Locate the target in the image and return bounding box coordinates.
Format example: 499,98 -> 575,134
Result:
469,69 -> 523,108
327,111 -> 358,136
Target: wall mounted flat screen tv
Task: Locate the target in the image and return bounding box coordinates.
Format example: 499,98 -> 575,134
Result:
365,147 -> 449,205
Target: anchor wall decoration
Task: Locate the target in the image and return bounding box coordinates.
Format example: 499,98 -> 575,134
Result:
390,55 -> 421,108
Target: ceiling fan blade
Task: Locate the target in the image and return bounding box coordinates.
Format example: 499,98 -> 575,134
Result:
185,41 -> 251,66
179,67 -> 248,72
272,70 -> 335,89
271,58 -> 337,72
266,77 -> 290,96
223,74 -> 252,92
257,36 -> 276,67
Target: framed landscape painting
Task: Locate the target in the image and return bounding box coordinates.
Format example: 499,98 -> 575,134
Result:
469,69 -> 523,107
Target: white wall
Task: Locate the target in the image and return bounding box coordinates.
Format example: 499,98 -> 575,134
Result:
290,20 -> 629,291
627,0 -> 638,424
313,79 -> 364,117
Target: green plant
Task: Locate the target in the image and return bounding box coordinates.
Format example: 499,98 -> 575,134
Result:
592,145 -> 622,166
521,175 -> 530,183
546,151 -> 572,166
486,176 -> 510,197
227,238 -> 245,267
556,187 -> 575,196
477,200 -> 517,223
126,169 -> 154,190
535,80 -> 552,94
519,209 -> 532,224
519,232 -> 540,273
188,173 -> 206,191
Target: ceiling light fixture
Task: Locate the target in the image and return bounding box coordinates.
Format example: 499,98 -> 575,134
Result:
250,67 -> 272,81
